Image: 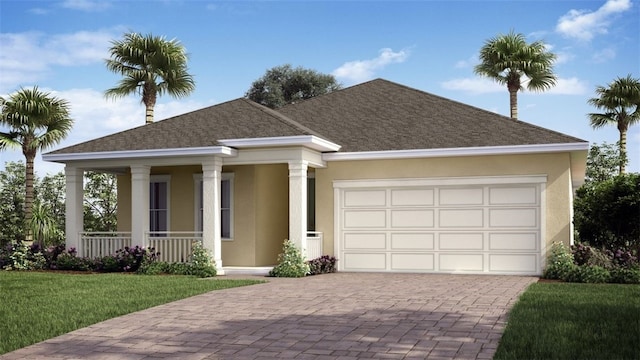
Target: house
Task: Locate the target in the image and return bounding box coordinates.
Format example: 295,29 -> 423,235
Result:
43,79 -> 588,275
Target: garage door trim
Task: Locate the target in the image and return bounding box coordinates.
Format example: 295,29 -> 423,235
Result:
333,175 -> 547,275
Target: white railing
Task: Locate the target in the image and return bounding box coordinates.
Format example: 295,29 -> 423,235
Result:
147,232 -> 203,263
80,232 -> 132,259
306,231 -> 323,260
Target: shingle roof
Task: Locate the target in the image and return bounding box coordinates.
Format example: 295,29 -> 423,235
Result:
278,79 -> 586,152
49,79 -> 586,155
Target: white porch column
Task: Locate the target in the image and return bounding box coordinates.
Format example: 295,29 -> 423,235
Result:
202,158 -> 224,274
288,160 -> 308,255
130,165 -> 150,248
64,166 -> 83,253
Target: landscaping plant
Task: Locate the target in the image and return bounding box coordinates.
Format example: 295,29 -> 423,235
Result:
269,239 -> 309,277
307,255 -> 337,275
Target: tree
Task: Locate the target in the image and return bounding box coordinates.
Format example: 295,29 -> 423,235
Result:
588,75 -> 640,174
105,32 -> 196,124
585,142 -> 627,183
474,31 -> 557,120
245,64 -> 341,109
38,172 -> 66,233
0,162 -> 26,246
83,172 -> 117,232
0,87 -> 73,245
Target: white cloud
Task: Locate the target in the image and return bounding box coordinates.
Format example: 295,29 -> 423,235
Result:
332,48 -> 410,84
61,0 -> 112,12
591,47 -> 617,63
440,77 -> 503,94
556,0 -> 632,41
546,77 -> 589,95
454,54 -> 478,69
0,29 -> 118,93
441,76 -> 588,96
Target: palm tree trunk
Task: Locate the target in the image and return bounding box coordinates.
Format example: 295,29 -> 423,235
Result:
145,104 -> 154,124
24,153 -> 35,243
619,128 -> 627,174
509,88 -> 518,120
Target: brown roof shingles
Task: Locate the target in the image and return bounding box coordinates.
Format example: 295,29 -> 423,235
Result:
49,79 -> 586,155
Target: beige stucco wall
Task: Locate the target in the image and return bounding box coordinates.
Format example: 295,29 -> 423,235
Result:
115,163 -> 288,267
315,153 -> 574,257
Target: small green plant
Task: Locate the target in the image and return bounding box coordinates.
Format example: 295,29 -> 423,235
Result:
564,265 -> 611,283
542,242 -> 574,280
1,242 -> 46,271
609,267 -> 640,284
269,239 -> 309,277
137,241 -> 216,278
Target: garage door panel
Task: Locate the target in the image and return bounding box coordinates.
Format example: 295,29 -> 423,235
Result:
344,190 -> 386,207
391,253 -> 434,271
439,188 -> 483,205
391,189 -> 434,206
489,254 -> 537,272
489,187 -> 537,205
439,254 -> 484,271
344,210 -> 386,228
439,209 -> 483,227
391,233 -> 434,250
439,233 -> 484,250
391,210 -> 434,228
343,253 -> 386,270
344,233 -> 386,249
489,233 -> 537,250
489,208 -> 537,228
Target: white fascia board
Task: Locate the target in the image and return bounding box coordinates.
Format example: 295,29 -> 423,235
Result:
42,146 -> 237,163
322,142 -> 589,161
219,135 -> 342,152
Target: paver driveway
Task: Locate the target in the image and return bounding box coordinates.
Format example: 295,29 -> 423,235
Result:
2,273 -> 537,360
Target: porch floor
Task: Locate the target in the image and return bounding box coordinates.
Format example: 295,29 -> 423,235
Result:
221,266 -> 274,276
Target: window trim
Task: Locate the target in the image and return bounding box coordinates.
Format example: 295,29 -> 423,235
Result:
150,175 -> 170,234
193,173 -> 234,240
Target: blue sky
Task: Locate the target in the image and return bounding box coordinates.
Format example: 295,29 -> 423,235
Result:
1,0 -> 639,175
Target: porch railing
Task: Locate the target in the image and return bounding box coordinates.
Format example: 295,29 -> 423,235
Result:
80,232 -> 132,259
147,232 -> 202,263
306,231 -> 323,260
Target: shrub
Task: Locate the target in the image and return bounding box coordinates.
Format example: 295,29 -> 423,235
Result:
574,173 -> 640,252
54,251 -> 90,271
1,242 -> 46,271
137,241 -> 216,278
307,255 -> 337,275
571,243 -> 613,269
269,239 -> 309,277
564,265 -> 611,283
609,267 -> 640,284
542,242 -> 574,280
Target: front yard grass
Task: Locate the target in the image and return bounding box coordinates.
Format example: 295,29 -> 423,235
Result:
0,271 -> 263,355
494,282 -> 640,360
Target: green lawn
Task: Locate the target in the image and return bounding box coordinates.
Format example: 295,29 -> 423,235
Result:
494,282 -> 640,360
0,271 -> 263,354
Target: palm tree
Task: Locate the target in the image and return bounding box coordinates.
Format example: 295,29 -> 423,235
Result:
474,31 -> 557,120
105,32 -> 196,124
0,87 -> 73,244
588,75 -> 640,174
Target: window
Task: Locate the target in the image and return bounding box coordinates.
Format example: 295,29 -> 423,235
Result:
307,175 -> 315,232
150,175 -> 170,235
194,173 -> 233,239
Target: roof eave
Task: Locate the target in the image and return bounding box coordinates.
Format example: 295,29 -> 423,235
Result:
42,146 -> 238,163
219,135 -> 341,152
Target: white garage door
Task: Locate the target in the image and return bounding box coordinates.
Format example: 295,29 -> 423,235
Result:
334,176 -> 545,275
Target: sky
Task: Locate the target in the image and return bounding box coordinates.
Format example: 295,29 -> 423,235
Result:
0,0 -> 639,176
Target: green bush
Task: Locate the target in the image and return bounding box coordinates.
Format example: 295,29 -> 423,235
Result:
574,173 -> 640,252
1,242 -> 46,271
269,239 -> 309,277
564,265 -> 611,283
609,267 -> 640,284
572,243 -> 613,269
542,242 -> 575,280
137,241 -> 216,278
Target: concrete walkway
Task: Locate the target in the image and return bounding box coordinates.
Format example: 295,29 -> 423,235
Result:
1,273 -> 537,360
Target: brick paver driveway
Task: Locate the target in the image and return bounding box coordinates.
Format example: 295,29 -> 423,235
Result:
2,273 -> 537,360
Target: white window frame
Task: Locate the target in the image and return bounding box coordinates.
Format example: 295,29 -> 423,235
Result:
149,175 -> 170,234
193,173 -> 234,240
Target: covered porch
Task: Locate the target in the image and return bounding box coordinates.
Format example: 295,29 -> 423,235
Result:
45,136 -> 339,275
